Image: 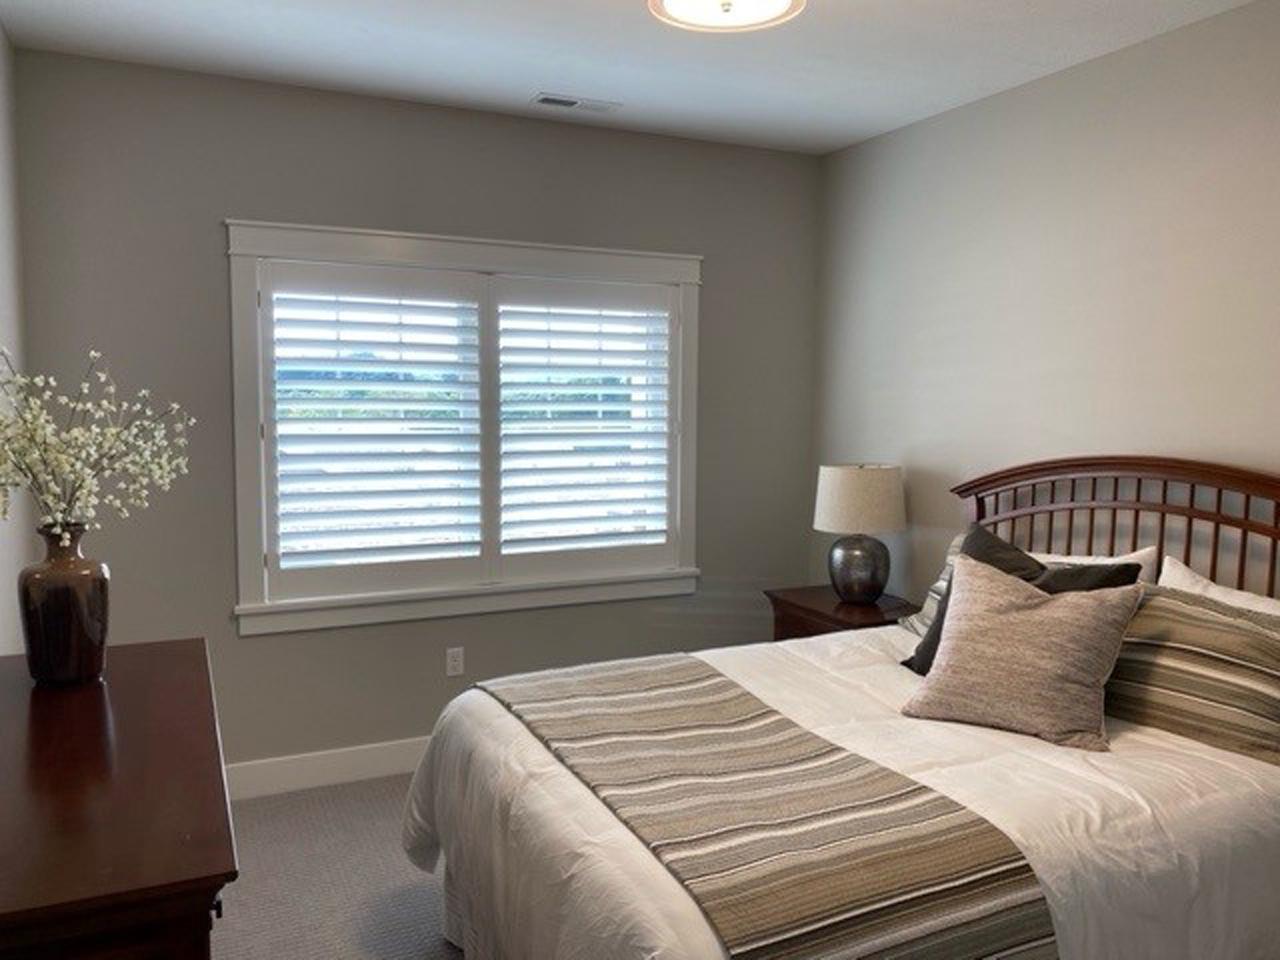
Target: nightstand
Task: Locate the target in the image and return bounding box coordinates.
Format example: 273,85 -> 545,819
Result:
764,586 -> 920,641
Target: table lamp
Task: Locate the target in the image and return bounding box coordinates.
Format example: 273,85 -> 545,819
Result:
813,464 -> 906,604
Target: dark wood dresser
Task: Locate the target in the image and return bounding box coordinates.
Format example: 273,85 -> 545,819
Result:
0,638 -> 237,959
764,586 -> 920,641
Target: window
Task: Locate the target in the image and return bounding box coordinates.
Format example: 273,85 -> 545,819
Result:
229,223 -> 698,634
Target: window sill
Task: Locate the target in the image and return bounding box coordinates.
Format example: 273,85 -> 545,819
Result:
233,567 -> 700,636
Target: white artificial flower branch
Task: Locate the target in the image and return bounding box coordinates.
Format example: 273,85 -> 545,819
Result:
0,348 -> 196,545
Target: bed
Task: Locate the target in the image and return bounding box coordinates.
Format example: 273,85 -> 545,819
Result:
403,456 -> 1280,960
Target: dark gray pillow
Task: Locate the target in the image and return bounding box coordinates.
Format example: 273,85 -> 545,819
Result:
902,524 -> 1142,676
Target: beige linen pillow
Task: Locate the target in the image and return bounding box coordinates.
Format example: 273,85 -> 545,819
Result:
902,555 -> 1143,750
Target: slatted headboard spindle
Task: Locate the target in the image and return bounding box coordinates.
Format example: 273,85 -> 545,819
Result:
951,456 -> 1280,597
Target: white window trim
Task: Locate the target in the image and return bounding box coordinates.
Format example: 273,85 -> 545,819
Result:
228,220 -> 700,635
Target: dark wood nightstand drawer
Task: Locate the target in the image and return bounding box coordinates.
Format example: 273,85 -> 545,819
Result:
764,586 -> 919,641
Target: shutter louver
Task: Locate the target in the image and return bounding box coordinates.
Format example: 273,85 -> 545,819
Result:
499,304 -> 671,555
272,292 -> 482,568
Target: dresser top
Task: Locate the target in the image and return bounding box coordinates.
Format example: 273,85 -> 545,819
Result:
0,638 -> 237,925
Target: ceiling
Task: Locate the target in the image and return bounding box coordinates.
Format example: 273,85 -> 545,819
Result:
0,0 -> 1254,153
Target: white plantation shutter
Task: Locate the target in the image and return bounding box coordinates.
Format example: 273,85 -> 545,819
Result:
230,224 -> 697,631
498,296 -> 672,557
264,263 -> 485,589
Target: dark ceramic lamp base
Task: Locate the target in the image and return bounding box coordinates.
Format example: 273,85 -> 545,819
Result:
828,534 -> 890,605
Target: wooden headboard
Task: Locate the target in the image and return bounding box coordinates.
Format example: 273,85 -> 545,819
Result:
952,456 -> 1280,598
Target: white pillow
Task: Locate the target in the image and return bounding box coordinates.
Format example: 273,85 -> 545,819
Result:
1157,555 -> 1280,617
1030,545 -> 1158,583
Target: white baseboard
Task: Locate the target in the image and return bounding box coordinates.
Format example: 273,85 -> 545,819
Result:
225,735 -> 430,800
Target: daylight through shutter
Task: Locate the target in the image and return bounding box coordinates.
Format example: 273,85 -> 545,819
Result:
498,299 -> 672,555
271,291 -> 482,568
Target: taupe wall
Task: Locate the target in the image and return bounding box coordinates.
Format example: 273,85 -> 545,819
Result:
816,0 -> 1280,600
0,29 -> 29,655
15,52 -> 821,761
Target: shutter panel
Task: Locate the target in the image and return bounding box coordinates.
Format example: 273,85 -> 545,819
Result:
498,302 -> 671,555
272,291 -> 482,568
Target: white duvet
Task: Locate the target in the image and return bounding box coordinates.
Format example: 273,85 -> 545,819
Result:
403,626 -> 1280,960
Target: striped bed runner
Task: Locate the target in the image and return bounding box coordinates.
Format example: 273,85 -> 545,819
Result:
478,654 -> 1057,960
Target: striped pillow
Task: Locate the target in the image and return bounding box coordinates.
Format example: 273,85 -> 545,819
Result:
1107,585 -> 1280,765
898,532 -> 964,638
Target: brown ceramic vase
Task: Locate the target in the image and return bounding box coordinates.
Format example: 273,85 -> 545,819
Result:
19,524 -> 110,685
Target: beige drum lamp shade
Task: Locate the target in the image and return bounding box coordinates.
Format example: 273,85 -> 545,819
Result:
813,465 -> 906,535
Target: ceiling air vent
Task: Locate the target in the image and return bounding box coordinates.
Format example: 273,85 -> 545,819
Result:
532,93 -> 621,114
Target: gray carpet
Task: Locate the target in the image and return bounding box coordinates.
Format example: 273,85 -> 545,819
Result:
213,774 -> 462,960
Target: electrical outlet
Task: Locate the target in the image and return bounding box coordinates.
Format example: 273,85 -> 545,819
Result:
445,646 -> 465,677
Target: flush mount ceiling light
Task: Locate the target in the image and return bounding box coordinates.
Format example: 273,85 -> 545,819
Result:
648,0 -> 806,33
